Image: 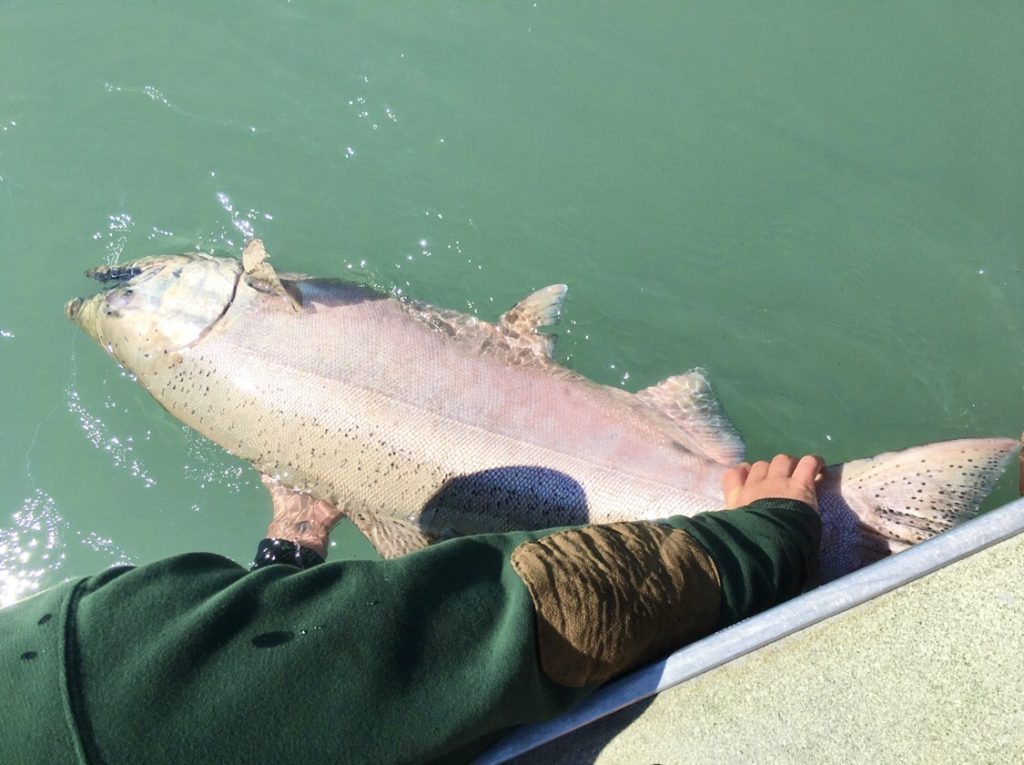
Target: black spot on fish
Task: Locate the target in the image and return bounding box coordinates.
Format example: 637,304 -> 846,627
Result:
21,651 -> 38,661
37,614 -> 52,625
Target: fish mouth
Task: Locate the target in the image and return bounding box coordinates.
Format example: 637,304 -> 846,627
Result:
66,253 -> 244,349
65,262 -> 146,323
65,256 -> 196,325
65,297 -> 84,321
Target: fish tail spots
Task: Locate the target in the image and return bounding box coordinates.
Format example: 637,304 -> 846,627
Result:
833,437 -> 1021,546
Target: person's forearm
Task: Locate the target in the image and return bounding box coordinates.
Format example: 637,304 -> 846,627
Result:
665,497 -> 821,628
511,497 -> 821,687
256,476 -> 345,567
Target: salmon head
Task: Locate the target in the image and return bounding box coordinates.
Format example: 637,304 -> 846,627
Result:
65,253 -> 242,371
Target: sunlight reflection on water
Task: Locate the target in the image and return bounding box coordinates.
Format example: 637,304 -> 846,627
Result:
66,385 -> 157,488
183,430 -> 249,495
0,490 -> 134,608
0,491 -> 61,607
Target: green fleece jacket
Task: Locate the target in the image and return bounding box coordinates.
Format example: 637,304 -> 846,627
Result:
0,499 -> 818,765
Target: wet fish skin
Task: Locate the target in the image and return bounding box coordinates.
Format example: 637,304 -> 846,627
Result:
66,244 -> 1020,582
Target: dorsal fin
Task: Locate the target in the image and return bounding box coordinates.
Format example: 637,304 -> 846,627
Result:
398,285 -> 578,374
635,368 -> 745,465
497,284 -> 568,360
242,239 -> 301,311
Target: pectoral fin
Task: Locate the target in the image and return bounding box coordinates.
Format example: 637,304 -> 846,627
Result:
242,239 -> 301,311
347,511 -> 437,559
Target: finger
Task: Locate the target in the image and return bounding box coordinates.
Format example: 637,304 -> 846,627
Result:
722,463 -> 750,491
768,453 -> 796,477
722,463 -> 750,508
747,460 -> 770,482
792,454 -> 825,486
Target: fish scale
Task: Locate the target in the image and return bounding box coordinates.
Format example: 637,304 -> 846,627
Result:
66,242 -> 1021,582
179,278 -> 726,528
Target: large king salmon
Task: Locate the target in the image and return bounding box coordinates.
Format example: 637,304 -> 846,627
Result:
66,240 -> 1019,582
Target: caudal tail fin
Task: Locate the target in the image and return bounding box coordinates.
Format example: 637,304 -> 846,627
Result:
817,437 -> 1021,581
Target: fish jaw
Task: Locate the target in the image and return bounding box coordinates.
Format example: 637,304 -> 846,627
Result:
67,253 -> 241,370
815,436 -> 1021,582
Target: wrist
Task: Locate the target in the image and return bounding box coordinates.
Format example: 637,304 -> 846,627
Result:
265,519 -> 330,559
251,538 -> 326,570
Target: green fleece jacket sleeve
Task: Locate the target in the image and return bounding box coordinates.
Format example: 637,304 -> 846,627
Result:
0,498 -> 820,765
666,498 -> 822,628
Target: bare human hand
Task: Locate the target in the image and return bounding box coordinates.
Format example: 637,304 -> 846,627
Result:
261,475 -> 346,559
722,454 -> 824,513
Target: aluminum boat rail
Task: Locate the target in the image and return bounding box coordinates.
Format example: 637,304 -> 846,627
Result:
477,495 -> 1024,764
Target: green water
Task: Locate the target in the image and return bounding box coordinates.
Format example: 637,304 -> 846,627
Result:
1,2 -> 1022,605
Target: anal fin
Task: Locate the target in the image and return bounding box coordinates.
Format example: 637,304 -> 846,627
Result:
348,511 -> 437,559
